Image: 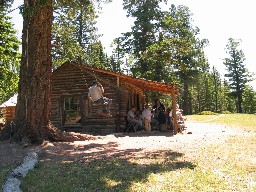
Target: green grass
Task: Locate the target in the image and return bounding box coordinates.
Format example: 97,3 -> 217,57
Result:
22,151 -> 197,192
0,165 -> 16,189
194,134 -> 256,191
186,114 -> 220,122
22,153 -> 233,192
2,114 -> 256,191
21,142 -> 256,192
187,113 -> 256,132
0,167 -> 8,187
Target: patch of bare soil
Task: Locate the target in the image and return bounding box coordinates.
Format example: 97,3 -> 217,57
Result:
0,141 -> 38,167
0,122 -> 245,167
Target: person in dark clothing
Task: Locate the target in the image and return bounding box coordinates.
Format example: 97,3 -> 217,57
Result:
157,107 -> 167,131
152,98 -> 165,116
158,107 -> 167,124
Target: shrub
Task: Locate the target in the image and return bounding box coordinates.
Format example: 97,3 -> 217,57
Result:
221,110 -> 232,114
197,111 -> 218,115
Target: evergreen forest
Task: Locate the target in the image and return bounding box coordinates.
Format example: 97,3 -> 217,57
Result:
1,0 -> 256,116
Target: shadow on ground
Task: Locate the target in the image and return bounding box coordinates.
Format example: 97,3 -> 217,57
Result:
28,139 -> 196,191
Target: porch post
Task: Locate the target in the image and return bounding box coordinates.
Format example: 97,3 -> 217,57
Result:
116,77 -> 121,132
171,84 -> 178,134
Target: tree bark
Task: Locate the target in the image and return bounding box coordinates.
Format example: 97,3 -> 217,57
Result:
13,0 -> 56,143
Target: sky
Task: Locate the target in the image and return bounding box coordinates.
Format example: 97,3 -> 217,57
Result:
9,0 -> 256,89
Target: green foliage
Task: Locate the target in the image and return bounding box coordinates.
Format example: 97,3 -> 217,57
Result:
210,66 -> 222,112
51,0 -> 105,68
121,0 -> 164,78
221,110 -> 232,114
157,5 -> 209,114
192,66 -> 225,113
242,85 -> 256,113
0,0 -> 13,10
108,54 -> 122,73
5,0 -> 255,117
223,38 -> 251,113
87,41 -> 108,68
19,0 -> 50,18
197,111 -> 218,115
161,5 -> 208,77
116,2 -> 256,116
0,3 -> 21,103
116,2 -> 211,112
222,80 -> 236,113
0,165 -> 15,187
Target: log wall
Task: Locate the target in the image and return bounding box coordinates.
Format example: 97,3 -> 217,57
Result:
50,62 -> 143,134
0,106 -> 15,126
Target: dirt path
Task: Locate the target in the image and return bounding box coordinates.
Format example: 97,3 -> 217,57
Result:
38,122 -> 246,163
0,121 -> 245,167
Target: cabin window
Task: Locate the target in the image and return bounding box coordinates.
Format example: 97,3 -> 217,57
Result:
63,96 -> 81,125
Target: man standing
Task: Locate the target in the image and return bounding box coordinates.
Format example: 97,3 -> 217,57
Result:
88,80 -> 112,116
142,104 -> 152,131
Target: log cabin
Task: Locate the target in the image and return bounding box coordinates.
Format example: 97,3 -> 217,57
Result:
51,61 -> 179,134
0,94 -> 17,127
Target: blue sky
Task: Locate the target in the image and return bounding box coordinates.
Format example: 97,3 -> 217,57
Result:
10,0 -> 256,88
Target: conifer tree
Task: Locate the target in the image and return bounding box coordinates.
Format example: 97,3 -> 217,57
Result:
121,0 -> 165,77
13,0 -> 110,143
0,0 -> 20,103
223,38 -> 250,113
52,0 -> 100,67
242,85 -> 256,113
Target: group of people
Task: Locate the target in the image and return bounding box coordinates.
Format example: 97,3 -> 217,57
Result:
126,99 -> 186,132
87,80 -> 186,132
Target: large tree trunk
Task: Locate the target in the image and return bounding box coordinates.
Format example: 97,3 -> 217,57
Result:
13,0 -> 56,143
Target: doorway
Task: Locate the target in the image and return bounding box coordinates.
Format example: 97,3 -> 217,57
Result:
62,95 -> 82,125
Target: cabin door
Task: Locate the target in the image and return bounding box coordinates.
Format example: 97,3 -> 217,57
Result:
62,95 -> 82,126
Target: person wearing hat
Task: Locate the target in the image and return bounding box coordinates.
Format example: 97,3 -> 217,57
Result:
88,80 -> 112,116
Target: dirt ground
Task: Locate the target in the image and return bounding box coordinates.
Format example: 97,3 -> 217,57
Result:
0,122 -> 244,167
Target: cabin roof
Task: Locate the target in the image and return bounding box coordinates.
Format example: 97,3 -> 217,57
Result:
53,62 -> 178,95
0,94 -> 17,108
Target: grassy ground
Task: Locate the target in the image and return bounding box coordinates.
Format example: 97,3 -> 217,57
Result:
187,113 -> 256,132
1,114 -> 256,191
0,166 -> 12,188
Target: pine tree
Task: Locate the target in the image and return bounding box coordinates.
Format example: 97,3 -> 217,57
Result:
13,0 -> 110,143
242,85 -> 256,113
160,5 -> 209,114
121,0 -> 164,77
211,66 -> 222,112
223,38 -> 250,113
14,0 -> 55,143
0,0 -> 20,103
52,0 -> 99,67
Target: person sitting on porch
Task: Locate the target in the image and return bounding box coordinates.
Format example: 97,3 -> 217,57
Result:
88,80 -> 112,116
127,106 -> 143,131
